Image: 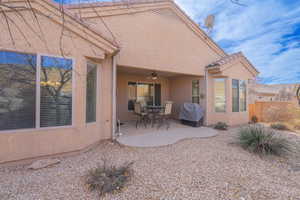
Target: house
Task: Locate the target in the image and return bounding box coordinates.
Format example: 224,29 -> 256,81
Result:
249,83 -> 299,103
0,0 -> 258,164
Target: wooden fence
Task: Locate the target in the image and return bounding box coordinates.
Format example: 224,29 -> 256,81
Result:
249,101 -> 295,122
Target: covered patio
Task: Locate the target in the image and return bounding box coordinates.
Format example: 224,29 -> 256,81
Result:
116,65 -> 206,126
115,66 -> 214,146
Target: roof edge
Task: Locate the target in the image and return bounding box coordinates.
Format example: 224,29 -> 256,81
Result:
42,0 -> 120,54
66,0 -> 227,57
65,0 -> 173,9
207,52 -> 259,76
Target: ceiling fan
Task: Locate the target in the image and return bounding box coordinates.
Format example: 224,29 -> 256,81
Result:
147,71 -> 158,80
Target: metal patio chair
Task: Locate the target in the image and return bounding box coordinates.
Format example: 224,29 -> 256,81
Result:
134,102 -> 149,128
157,101 -> 173,130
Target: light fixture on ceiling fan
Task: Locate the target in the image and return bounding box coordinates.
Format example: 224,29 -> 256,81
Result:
147,71 -> 158,80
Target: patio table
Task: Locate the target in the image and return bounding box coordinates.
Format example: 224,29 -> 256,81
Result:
146,105 -> 165,127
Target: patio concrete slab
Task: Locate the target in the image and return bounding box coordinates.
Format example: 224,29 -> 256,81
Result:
116,127 -> 218,147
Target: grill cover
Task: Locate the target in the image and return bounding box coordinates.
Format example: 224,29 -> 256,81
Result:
179,103 -> 204,122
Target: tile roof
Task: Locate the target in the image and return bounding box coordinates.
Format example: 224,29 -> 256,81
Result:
207,52 -> 243,68
66,0 -> 172,9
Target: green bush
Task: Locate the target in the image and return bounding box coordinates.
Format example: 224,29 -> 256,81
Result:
86,161 -> 133,196
270,123 -> 289,131
251,116 -> 258,124
237,125 -> 292,156
214,122 -> 228,130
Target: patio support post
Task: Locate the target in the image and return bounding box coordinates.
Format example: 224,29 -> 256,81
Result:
112,53 -> 118,140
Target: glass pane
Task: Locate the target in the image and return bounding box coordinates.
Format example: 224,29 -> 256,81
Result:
40,56 -> 72,127
214,78 -> 226,112
232,79 -> 239,112
128,82 -> 137,111
154,84 -> 161,106
192,80 -> 200,96
86,62 -> 97,123
137,83 -> 153,107
192,80 -> 200,104
192,97 -> 200,104
0,51 -> 36,130
239,80 -> 247,111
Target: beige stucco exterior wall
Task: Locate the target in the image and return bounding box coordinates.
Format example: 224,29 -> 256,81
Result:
83,8 -> 222,75
206,61 -> 256,126
0,9 -> 114,164
117,71 -> 170,121
169,76 -> 205,119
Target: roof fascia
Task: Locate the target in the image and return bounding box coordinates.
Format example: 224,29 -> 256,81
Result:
2,0 -> 119,55
221,57 -> 259,77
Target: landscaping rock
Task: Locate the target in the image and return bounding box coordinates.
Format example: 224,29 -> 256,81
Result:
27,159 -> 60,170
290,163 -> 300,172
1,127 -> 299,200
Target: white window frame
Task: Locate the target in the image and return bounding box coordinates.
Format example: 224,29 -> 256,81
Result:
214,78 -> 227,113
232,79 -> 247,113
192,80 -> 200,104
232,79 -> 240,113
239,80 -> 247,112
86,61 -> 99,124
0,50 -> 75,133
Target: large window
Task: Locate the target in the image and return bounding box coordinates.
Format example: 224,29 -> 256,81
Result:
40,56 -> 73,127
192,80 -> 200,104
232,79 -> 239,112
232,79 -> 247,112
86,62 -> 97,123
214,78 -> 226,112
0,51 -> 36,130
239,80 -> 247,111
0,51 -> 73,131
128,82 -> 161,111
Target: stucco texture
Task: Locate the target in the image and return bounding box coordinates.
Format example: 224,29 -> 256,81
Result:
206,61 -> 256,126
0,2 -> 115,164
75,4 -> 223,75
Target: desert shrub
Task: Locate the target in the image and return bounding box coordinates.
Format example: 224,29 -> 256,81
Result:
86,161 -> 133,196
251,116 -> 258,124
270,123 -> 289,131
237,125 -> 292,156
214,122 -> 228,130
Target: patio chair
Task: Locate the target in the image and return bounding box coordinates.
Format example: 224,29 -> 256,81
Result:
134,102 -> 149,128
157,101 -> 173,130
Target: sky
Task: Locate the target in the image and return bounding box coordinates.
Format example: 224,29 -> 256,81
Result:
175,0 -> 300,84
56,0 -> 300,84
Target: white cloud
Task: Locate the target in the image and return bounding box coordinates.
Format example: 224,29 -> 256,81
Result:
175,0 -> 300,84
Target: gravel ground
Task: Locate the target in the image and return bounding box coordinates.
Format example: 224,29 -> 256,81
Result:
0,128 -> 300,200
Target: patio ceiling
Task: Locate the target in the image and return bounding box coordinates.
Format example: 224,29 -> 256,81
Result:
117,65 -> 201,78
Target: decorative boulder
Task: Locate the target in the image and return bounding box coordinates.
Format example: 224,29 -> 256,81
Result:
27,159 -> 60,170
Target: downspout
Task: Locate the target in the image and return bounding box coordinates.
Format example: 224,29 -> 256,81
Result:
205,68 -> 209,126
112,51 -> 119,140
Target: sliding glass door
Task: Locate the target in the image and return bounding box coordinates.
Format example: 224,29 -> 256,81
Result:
128,82 -> 161,110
